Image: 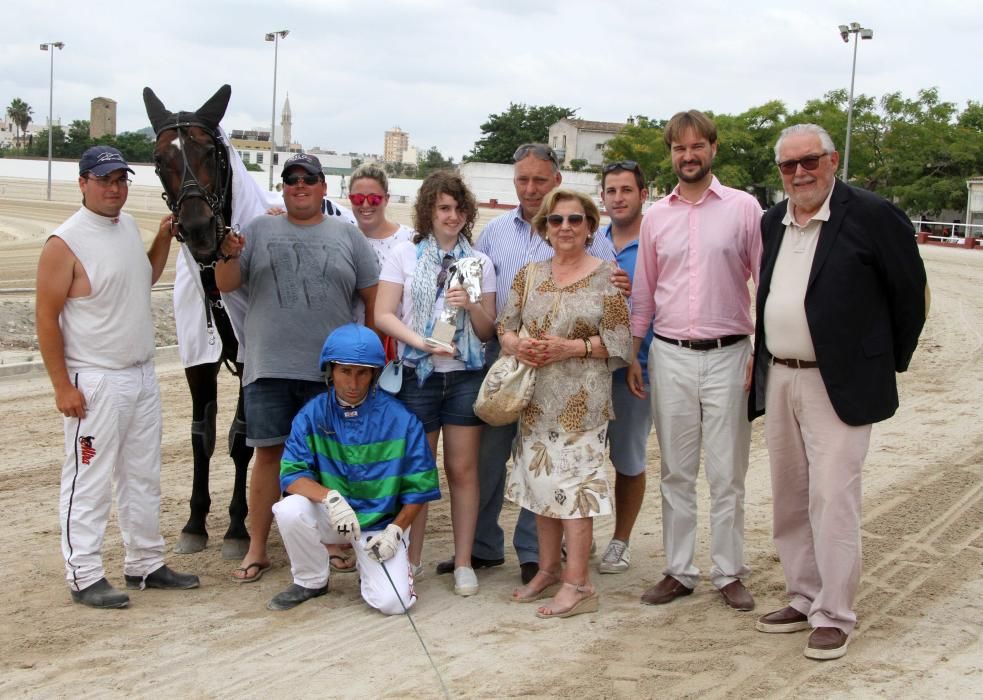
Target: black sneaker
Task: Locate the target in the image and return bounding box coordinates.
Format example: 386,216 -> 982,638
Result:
267,583 -> 330,611
125,565 -> 200,590
520,561 -> 540,585
435,555 -> 506,575
70,578 -> 130,609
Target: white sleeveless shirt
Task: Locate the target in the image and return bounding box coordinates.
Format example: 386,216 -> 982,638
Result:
52,207 -> 156,371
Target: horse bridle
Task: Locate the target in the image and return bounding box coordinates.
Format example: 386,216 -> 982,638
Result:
154,119 -> 236,256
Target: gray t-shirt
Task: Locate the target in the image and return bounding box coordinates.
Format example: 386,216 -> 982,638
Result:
239,214 -> 379,385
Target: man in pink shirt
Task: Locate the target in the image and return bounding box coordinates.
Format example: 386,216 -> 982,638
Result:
627,110 -> 762,612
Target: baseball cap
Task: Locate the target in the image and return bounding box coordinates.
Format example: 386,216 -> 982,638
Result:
79,146 -> 135,177
282,153 -> 323,177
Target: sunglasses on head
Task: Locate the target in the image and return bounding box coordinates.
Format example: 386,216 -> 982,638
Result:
777,153 -> 828,175
348,193 -> 385,207
602,160 -> 640,174
546,213 -> 586,227
513,144 -> 559,167
283,173 -> 320,186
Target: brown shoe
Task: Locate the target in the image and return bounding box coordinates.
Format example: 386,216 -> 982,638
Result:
804,627 -> 849,660
640,575 -> 693,606
718,580 -> 755,611
755,606 -> 810,633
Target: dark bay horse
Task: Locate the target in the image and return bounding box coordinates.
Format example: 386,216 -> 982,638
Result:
143,84 -> 253,559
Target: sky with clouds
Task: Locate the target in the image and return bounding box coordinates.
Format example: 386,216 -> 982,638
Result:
4,0 -> 979,160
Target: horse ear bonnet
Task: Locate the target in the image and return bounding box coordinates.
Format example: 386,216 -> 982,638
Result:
196,85 -> 232,131
143,87 -> 174,135
143,84 -> 231,135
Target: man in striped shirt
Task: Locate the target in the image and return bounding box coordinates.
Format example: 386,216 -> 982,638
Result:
268,324 -> 440,612
433,144 -> 619,584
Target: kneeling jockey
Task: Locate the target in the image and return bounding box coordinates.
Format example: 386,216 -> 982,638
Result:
268,324 -> 440,613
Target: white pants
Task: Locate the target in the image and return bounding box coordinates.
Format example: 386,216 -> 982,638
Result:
60,363 -> 167,591
273,494 -> 416,615
649,338 -> 752,589
765,364 -> 871,634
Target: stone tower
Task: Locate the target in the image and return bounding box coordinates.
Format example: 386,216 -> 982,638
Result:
89,97 -> 117,138
281,94 -> 292,147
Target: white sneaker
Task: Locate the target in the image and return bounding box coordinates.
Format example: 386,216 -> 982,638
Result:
411,563 -> 424,580
598,539 -> 630,574
453,566 -> 479,596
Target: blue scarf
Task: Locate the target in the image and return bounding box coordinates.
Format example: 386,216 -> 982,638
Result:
404,235 -> 485,386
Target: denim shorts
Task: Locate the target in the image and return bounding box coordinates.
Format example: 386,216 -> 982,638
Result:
607,375 -> 653,476
397,367 -> 485,433
244,378 -> 326,447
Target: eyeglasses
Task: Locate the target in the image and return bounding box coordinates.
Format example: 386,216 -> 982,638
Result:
776,153 -> 829,175
602,160 -> 640,174
283,173 -> 320,186
435,254 -> 455,294
348,193 -> 385,207
546,214 -> 586,227
513,144 -> 559,168
85,175 -> 131,188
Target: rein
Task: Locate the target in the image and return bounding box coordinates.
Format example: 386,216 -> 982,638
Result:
154,119 -> 236,252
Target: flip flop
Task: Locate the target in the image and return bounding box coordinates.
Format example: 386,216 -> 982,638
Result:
329,554 -> 357,574
231,561 -> 271,584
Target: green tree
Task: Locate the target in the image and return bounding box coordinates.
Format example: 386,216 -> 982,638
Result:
601,120 -> 667,192
26,125 -> 66,156
712,100 -> 788,205
569,158 -> 588,172
65,120 -> 93,158
6,98 -> 33,146
109,131 -> 155,163
466,103 -> 576,163
417,146 -> 455,178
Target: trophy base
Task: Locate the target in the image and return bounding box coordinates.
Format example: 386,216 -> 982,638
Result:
424,337 -> 455,353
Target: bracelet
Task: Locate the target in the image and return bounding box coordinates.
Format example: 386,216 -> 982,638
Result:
218,252 -> 240,262
584,337 -> 593,358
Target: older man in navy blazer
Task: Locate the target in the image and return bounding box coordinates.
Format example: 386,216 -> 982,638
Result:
748,124 -> 926,660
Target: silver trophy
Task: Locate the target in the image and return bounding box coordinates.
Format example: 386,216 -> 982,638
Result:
425,256 -> 484,353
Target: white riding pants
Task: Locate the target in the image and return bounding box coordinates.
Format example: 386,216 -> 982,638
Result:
60,363 -> 167,591
273,494 -> 416,615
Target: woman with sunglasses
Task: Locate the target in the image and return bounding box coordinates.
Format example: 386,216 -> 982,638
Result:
348,165 -> 415,324
499,188 -> 632,618
375,171 -> 497,596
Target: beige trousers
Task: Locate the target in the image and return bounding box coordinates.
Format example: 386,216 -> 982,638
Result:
764,363 -> 872,634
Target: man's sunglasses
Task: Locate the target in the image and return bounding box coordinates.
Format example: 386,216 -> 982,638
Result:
777,153 -> 829,175
513,144 -> 559,167
349,193 -> 385,207
546,213 -> 586,227
602,160 -> 640,174
283,173 -> 320,186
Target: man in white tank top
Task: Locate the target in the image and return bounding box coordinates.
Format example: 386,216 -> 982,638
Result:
36,146 -> 199,608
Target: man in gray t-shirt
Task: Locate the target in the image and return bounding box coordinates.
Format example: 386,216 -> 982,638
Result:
216,152 -> 379,583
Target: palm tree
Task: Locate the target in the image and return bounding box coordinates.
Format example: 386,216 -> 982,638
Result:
6,99 -> 33,148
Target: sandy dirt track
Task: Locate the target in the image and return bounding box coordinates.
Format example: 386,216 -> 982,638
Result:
0,193 -> 980,698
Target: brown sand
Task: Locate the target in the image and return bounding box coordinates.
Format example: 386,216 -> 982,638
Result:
0,192 -> 980,698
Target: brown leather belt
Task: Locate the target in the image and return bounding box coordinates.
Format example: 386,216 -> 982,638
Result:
654,333 -> 746,351
772,357 -> 819,369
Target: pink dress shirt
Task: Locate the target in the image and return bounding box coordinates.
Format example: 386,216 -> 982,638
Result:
630,177 -> 762,340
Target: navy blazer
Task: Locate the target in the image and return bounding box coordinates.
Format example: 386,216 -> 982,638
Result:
748,180 -> 926,426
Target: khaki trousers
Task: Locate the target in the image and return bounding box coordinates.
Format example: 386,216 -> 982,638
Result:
650,337 -> 752,589
764,363 -> 871,634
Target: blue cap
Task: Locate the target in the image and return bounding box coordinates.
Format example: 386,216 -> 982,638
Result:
319,324 -> 385,371
79,146 -> 135,177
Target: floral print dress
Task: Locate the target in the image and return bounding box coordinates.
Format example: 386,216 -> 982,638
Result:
498,260 -> 632,519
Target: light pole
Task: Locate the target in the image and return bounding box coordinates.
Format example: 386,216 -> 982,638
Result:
838,22 -> 873,183
40,41 -> 65,201
265,30 -> 289,191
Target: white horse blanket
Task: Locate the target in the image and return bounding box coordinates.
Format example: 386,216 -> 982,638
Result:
173,129 -> 355,367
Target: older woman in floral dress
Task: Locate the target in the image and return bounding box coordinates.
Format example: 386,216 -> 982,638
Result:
498,188 -> 632,618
